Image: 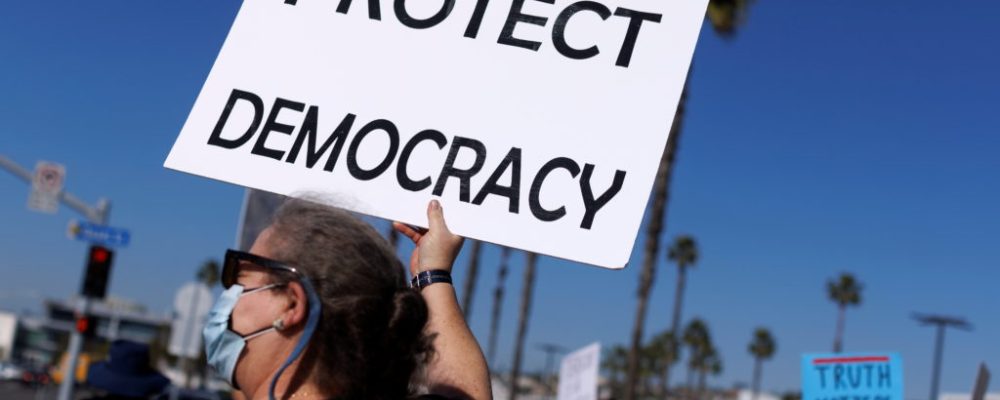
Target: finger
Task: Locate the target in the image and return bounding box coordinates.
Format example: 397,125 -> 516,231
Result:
427,199 -> 451,234
393,222 -> 423,243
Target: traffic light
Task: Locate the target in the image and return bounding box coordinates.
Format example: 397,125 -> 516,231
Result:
81,245 -> 113,299
75,314 -> 97,337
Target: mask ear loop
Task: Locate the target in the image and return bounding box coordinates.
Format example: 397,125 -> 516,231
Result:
268,277 -> 322,400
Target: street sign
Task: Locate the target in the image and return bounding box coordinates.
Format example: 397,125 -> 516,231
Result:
164,0 -> 710,269
802,353 -> 903,400
68,220 -> 131,248
27,161 -> 65,214
558,342 -> 601,400
169,282 -> 213,359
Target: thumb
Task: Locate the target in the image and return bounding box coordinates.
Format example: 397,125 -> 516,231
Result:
427,199 -> 450,234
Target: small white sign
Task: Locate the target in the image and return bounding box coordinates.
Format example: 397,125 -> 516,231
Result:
27,161 -> 65,214
558,342 -> 601,400
169,282 -> 213,359
165,0 -> 708,268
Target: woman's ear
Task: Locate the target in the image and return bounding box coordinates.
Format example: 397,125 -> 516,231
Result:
279,281 -> 308,331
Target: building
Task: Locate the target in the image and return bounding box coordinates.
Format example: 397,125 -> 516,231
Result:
0,297 -> 171,367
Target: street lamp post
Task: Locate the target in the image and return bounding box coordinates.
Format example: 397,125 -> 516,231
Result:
912,313 -> 972,400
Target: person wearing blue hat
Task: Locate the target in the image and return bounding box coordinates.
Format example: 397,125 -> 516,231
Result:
85,339 -> 171,399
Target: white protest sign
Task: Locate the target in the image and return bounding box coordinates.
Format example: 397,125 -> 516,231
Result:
165,0 -> 708,268
558,342 -> 601,400
27,161 -> 65,214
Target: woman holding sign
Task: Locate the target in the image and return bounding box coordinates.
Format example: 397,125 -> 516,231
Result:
203,198 -> 490,400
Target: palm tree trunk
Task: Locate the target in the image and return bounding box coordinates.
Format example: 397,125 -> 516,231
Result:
509,252 -> 538,400
697,370 -> 706,400
460,240 -> 483,321
833,305 -> 846,353
751,358 -> 762,400
625,76 -> 689,400
487,246 -> 511,365
662,263 -> 687,398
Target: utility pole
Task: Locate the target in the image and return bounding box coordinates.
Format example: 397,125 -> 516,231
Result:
1,155 -> 112,400
913,313 -> 972,400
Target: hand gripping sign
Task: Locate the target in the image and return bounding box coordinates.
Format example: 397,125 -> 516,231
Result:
165,0 -> 708,269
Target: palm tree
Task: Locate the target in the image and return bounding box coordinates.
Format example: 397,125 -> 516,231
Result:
509,252 -> 538,400
683,318 -> 711,393
662,235 -> 699,395
487,246 -> 511,365
697,350 -> 722,399
748,328 -> 776,400
647,330 -> 679,397
602,345 -> 630,398
460,240 -> 483,321
196,260 -> 219,287
827,273 -> 863,353
624,2 -> 754,398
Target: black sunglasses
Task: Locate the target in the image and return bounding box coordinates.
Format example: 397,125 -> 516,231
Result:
222,249 -> 303,289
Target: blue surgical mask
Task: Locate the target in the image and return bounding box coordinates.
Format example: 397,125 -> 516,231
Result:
203,284 -> 280,388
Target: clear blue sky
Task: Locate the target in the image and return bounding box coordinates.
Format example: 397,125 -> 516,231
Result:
1,1 -> 998,397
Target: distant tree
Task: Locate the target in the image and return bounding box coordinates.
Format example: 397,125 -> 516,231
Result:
748,328 -> 777,400
647,330 -> 680,396
602,345 -> 630,398
827,273 -> 863,353
623,1 -> 756,397
683,318 -> 711,393
196,260 -> 219,288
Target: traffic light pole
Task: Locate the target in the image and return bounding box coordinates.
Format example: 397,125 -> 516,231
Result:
0,155 -> 111,400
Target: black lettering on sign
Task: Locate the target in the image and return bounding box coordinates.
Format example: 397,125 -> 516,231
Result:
207,90 -> 634,229
252,98 -> 305,161
346,119 -> 400,181
284,108 -> 356,172
552,1 -> 611,60
208,89 -> 265,149
529,157 -> 580,221
498,0 -> 555,51
472,147 -> 522,213
397,129 -> 448,191
433,137 -> 488,202
463,0 -> 491,38
579,164 -> 625,229
612,7 -> 662,67
336,0 -> 382,20
395,0 -> 456,29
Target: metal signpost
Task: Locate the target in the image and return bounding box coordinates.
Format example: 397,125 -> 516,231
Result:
0,155 -> 114,400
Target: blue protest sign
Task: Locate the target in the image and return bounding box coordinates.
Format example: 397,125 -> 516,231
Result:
68,220 -> 131,248
802,353 -> 903,400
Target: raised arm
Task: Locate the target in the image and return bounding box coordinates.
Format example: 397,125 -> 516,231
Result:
394,200 -> 492,400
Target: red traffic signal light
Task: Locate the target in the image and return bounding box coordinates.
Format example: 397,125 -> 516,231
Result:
82,245 -> 114,299
75,315 -> 97,337
91,247 -> 109,263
